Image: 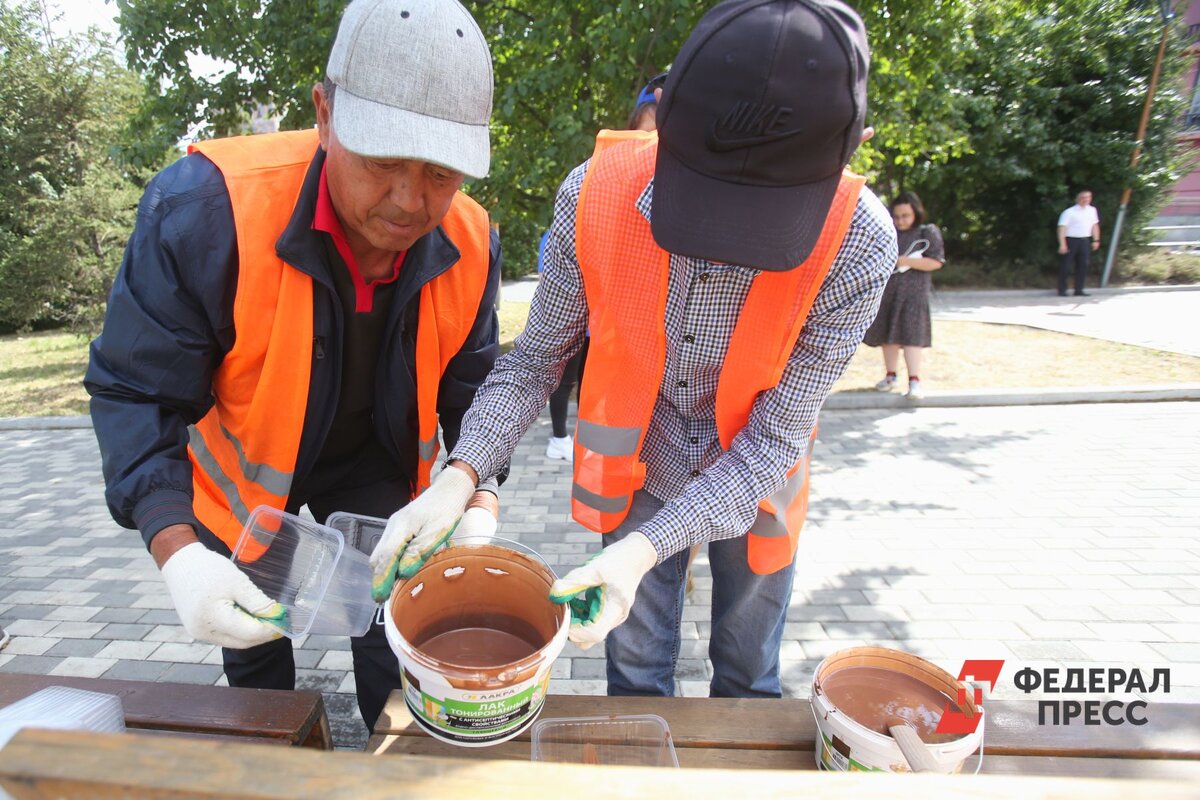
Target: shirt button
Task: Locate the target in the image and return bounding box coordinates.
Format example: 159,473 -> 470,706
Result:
683,334 -> 695,344
699,273 -> 711,283
690,469 -> 701,477
689,436 -> 699,444
676,379 -> 688,388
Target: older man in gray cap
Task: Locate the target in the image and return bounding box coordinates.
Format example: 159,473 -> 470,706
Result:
86,0 -> 501,730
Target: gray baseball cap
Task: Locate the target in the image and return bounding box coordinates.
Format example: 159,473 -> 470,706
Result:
326,0 -> 493,178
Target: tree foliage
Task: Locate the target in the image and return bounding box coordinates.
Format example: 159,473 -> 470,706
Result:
113,0 -> 1191,278
465,1 -> 706,274
115,0 -> 703,274
0,0 -> 162,332
905,0 -> 1189,268
852,0 -> 977,187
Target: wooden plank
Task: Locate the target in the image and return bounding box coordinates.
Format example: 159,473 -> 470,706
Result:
367,732 -> 818,770
129,728 -> 293,746
3,729 -> 1199,800
375,692 -> 820,751
368,728 -> 1200,781
375,691 -> 1200,760
300,708 -> 333,750
980,755 -> 1200,782
983,699 -> 1200,760
0,672 -> 329,748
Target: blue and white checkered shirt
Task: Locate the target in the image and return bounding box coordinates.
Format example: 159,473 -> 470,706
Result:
452,160 -> 897,562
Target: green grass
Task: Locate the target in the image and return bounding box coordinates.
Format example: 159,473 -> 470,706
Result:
1117,250 -> 1200,285
0,330 -> 92,417
835,320 -> 1200,393
3,307 -> 1197,418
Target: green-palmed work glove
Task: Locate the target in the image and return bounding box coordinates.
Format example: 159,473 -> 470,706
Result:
370,466 -> 476,602
161,543 -> 288,649
549,532 -> 658,649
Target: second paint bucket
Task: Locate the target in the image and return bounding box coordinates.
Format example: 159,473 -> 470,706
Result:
810,646 -> 984,773
384,537 -> 569,747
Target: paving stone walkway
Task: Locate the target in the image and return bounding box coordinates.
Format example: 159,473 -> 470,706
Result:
930,286 -> 1200,356
2,402 -> 1197,750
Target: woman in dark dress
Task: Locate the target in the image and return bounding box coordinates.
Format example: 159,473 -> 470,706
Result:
863,191 -> 945,398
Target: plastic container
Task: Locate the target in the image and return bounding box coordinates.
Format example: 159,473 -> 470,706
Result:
326,511 -> 388,557
231,506 -> 375,639
811,646 -> 983,773
384,537 -> 569,747
531,714 -> 680,767
0,686 -> 125,748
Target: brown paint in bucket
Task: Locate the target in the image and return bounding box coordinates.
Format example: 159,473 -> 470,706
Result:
811,646 -> 983,772
416,626 -> 538,667
384,539 -> 569,747
820,666 -> 953,741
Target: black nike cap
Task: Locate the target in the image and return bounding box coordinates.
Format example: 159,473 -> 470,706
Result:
651,0 -> 869,271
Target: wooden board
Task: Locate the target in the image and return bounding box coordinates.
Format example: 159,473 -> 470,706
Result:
374,692 -> 1200,761
0,672 -> 330,749
366,732 -> 818,770
367,730 -> 1200,779
979,755 -> 1200,782
3,728 -> 1199,800
375,693 -> 817,751
983,699 -> 1200,760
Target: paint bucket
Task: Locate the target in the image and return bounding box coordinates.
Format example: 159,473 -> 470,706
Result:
383,537 -> 569,747
811,646 -> 984,773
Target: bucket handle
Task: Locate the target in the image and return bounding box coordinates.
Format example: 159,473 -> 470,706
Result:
808,702 -> 986,775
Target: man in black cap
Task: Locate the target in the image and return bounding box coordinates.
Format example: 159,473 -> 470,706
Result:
376,0 -> 898,698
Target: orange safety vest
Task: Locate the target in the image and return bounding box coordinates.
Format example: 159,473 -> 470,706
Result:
187,129 -> 489,555
572,130 -> 864,575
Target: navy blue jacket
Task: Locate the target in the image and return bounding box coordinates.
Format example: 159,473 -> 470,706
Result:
85,146 -> 503,548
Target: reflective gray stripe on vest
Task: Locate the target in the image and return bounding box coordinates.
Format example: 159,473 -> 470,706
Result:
218,423 -> 292,497
750,506 -> 789,539
576,420 -> 641,457
418,435 -> 438,462
572,482 -> 629,514
188,425 -> 256,537
749,461 -> 808,539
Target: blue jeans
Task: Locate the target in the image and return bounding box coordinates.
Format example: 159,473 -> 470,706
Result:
604,491 -> 797,697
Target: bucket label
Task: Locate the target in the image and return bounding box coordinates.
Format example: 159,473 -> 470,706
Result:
402,671 -> 551,743
820,732 -> 886,772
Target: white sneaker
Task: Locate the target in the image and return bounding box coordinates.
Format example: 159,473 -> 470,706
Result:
545,435 -> 573,462
875,375 -> 897,392
0,626 -> 8,651
906,379 -> 925,399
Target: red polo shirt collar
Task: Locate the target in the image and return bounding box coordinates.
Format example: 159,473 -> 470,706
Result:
312,163 -> 405,313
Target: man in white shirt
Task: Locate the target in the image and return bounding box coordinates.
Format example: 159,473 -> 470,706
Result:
1056,190 -> 1101,296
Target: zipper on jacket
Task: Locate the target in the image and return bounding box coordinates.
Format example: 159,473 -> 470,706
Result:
291,290 -> 342,494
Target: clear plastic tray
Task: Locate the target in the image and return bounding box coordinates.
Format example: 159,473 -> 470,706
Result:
326,511 -> 388,557
531,714 -> 679,767
0,686 -> 125,748
231,506 -> 375,639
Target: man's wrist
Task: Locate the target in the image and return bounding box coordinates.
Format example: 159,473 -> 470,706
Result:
467,490 -> 499,519
150,523 -> 200,570
446,459 -> 480,485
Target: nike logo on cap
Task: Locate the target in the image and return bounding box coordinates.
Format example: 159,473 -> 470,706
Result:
706,101 -> 803,152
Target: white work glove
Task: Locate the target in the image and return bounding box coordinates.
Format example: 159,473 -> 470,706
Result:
160,543 -> 286,649
370,466 -> 476,602
548,532 -> 658,650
